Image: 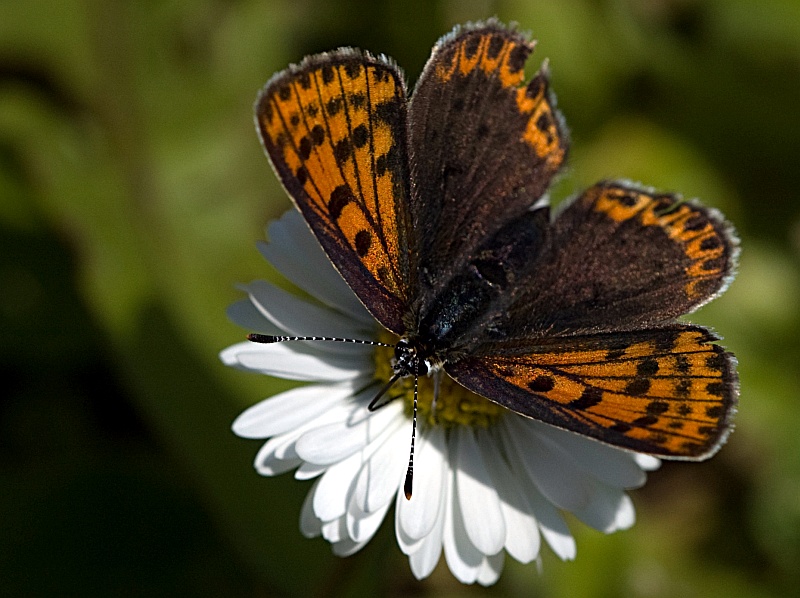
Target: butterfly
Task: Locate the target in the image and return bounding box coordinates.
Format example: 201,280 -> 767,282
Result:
251,20 -> 738,497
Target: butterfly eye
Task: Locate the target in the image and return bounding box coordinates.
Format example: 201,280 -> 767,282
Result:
394,339 -> 411,359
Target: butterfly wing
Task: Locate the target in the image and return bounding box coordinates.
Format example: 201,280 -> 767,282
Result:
446,325 -> 738,459
493,180 -> 739,339
407,22 -> 568,313
255,51 -> 415,334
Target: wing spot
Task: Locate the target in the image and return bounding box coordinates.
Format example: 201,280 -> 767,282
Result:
646,400 -> 669,415
677,403 -> 692,416
655,330 -> 680,351
262,101 -> 273,122
306,103 -> 319,117
625,378 -> 651,396
649,433 -> 668,444
298,73 -> 311,89
701,257 -> 726,271
321,65 -> 335,85
289,113 -> 300,127
684,213 -> 707,231
528,375 -> 555,393
487,35 -> 504,59
344,62 -> 361,79
610,422 -> 632,433
334,138 -> 352,164
310,124 -> 326,145
706,405 -> 723,418
351,92 -> 366,108
606,346 -> 628,360
637,358 -> 660,377
526,74 -> 544,99
354,230 -> 372,257
667,421 -> 684,430
464,35 -> 481,58
698,425 -> 716,436
536,112 -> 551,132
634,414 -> 659,427
675,355 -> 691,374
329,185 -> 355,220
700,236 -> 721,251
352,123 -> 369,148
295,166 -> 308,186
508,43 -> 529,72
705,352 -> 725,370
617,192 -> 638,207
568,387 -> 603,410
278,84 -> 291,101
705,381 -> 724,397
326,97 -> 342,116
298,136 -> 313,160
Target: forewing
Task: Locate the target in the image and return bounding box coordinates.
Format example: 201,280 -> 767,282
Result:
255,51 -> 414,334
498,181 -> 738,337
407,22 -> 568,309
446,326 -> 738,459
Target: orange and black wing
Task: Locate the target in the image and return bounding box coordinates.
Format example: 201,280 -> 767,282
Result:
495,181 -> 739,338
446,325 -> 737,459
407,22 -> 568,310
255,51 -> 414,334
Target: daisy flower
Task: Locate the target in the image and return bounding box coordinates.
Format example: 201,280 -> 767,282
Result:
221,209 -> 660,586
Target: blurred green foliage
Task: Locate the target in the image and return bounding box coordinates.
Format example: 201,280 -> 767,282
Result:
1,0 -> 799,596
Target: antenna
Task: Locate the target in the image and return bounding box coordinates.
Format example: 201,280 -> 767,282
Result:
248,332 -> 419,500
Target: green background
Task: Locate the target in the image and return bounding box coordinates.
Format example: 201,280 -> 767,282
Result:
2,0 -> 798,596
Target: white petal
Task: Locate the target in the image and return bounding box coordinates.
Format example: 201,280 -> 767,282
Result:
296,397 -> 404,465
443,457 -> 482,584
261,211 -> 372,323
527,489 -> 576,561
321,516 -> 346,543
232,383 -> 355,438
254,434 -> 303,475
352,418 -> 409,513
300,479 -> 322,538
331,536 -> 370,557
532,421 -> 647,488
294,462 -> 327,480
399,466 -> 448,579
225,298 -> 282,334
244,280 -> 374,355
346,492 -> 392,543
313,452 -> 361,521
251,398 -> 364,475
220,341 -> 368,381
398,425 -> 448,541
504,416 -> 592,512
574,485 -> 636,533
453,427 -> 505,556
408,528 -> 444,581
477,428 -> 540,564
477,552 -> 504,587
635,453 -> 662,471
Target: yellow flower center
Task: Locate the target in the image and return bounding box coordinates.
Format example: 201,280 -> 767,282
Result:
373,332 -> 505,428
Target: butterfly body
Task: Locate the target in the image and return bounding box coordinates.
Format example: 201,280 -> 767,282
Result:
255,20 -> 738,460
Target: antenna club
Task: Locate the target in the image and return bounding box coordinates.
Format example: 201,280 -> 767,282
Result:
247,333 -> 279,343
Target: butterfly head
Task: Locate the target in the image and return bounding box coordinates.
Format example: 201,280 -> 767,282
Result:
392,338 -> 437,379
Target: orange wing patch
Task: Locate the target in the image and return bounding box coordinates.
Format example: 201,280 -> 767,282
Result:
590,183 -> 733,301
431,27 -> 565,170
256,56 -> 410,303
447,327 -> 737,459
